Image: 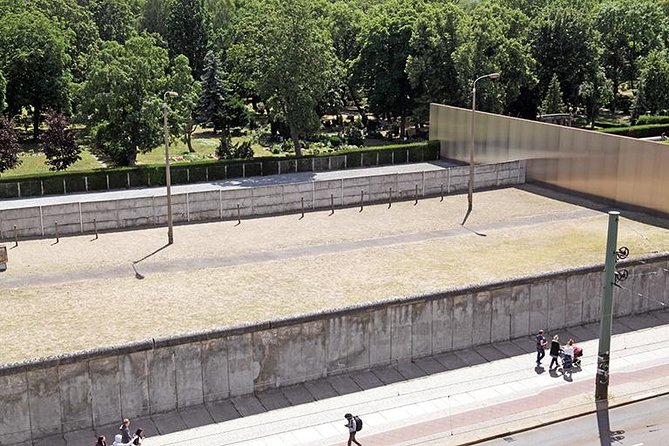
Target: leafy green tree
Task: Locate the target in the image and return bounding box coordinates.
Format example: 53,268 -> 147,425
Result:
596,0 -> 667,113
578,68 -> 612,128
406,2 -> 465,121
0,117 -> 20,173
80,35 -> 169,166
39,110 -> 81,171
0,71 -> 6,112
540,74 -> 566,114
453,2 -> 537,114
234,0 -> 337,156
89,0 -> 135,42
532,1 -> 600,107
632,50 -> 669,117
141,0 -> 170,36
168,55 -> 203,152
353,0 -> 420,136
0,11 -> 71,139
166,0 -> 210,77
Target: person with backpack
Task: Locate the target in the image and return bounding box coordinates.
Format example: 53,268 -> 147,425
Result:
344,413 -> 363,446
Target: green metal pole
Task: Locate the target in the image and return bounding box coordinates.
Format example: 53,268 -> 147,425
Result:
595,210 -> 620,401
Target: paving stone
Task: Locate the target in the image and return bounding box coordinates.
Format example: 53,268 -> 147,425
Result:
132,416 -> 159,437
371,366 -> 405,385
494,341 -> 526,358
206,400 -> 241,423
64,429 -> 95,445
180,406 -> 214,429
453,349 -> 487,367
433,351 -> 467,370
394,361 -> 427,380
349,370 -> 384,390
152,412 -> 187,435
231,395 -> 267,417
474,345 -> 506,362
413,357 -> 448,375
327,375 -> 361,396
510,338 -> 535,354
34,434 -> 66,446
282,384 -> 315,406
257,388 -> 292,411
304,379 -> 338,401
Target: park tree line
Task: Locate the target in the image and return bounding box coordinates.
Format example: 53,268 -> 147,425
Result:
1,0 -> 669,170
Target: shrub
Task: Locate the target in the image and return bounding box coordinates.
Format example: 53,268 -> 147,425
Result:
600,123 -> 669,138
635,115 -> 669,126
216,133 -> 254,160
343,119 -> 366,146
328,135 -> 342,147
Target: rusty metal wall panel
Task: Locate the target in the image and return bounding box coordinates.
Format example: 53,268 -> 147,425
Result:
430,103 -> 669,215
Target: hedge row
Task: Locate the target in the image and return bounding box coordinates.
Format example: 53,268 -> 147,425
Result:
599,123 -> 669,138
0,141 -> 440,199
635,115 -> 669,126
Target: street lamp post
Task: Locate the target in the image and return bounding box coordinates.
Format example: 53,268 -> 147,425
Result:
464,72 -> 500,224
163,91 -> 179,245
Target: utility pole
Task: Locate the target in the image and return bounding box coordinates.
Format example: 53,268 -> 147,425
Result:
595,211 -> 620,401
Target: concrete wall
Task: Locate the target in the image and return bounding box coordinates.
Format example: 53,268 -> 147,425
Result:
0,254 -> 666,445
0,161 -> 524,241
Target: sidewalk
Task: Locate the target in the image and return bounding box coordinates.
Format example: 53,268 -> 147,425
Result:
134,312 -> 669,446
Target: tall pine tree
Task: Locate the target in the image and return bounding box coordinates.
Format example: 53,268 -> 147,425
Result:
196,51 -> 228,133
540,74 -> 566,115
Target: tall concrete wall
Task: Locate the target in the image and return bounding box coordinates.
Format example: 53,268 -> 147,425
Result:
0,254 -> 667,445
0,161 -> 524,241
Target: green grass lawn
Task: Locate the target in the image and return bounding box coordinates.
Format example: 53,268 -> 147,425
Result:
0,149 -> 102,179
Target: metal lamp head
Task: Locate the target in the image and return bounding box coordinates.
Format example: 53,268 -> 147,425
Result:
164,91 -> 179,99
487,73 -> 500,80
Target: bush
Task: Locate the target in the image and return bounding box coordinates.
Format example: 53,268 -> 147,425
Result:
600,123 -> 669,138
328,135 -> 342,147
343,120 -> 366,146
635,115 -> 669,126
216,133 -> 254,160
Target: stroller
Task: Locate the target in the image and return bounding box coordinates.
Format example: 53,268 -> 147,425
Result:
573,345 -> 583,367
560,350 -> 573,371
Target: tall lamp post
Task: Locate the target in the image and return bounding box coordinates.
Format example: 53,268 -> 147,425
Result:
464,72 -> 500,224
163,91 -> 179,245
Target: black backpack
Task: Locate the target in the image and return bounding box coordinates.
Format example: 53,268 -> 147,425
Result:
354,416 -> 363,432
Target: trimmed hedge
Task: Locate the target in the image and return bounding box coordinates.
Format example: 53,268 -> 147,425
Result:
0,142 -> 439,199
600,123 -> 669,138
636,115 -> 669,126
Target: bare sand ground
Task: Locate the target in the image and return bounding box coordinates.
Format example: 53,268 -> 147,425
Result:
1,186 -> 667,364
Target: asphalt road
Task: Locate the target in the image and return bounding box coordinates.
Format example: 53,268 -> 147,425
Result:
477,394 -> 669,446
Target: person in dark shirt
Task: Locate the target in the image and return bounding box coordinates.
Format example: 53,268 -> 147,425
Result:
535,329 -> 547,365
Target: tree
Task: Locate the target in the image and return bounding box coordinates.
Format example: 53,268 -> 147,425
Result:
166,0 -> 210,77
168,55 -> 203,152
0,71 -> 6,112
353,0 -> 419,136
579,68 -> 612,128
39,110 -> 81,171
89,0 -> 135,43
532,1 -> 600,107
141,0 -> 170,37
406,2 -> 466,121
0,11 -> 71,139
196,51 -> 229,133
216,134 -> 252,160
540,74 -> 566,114
453,2 -> 537,114
231,0 -> 337,156
632,50 -> 669,117
80,35 -> 170,166
0,117 -> 20,174
596,0 -> 667,113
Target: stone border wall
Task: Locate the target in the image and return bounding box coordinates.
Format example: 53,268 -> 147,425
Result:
0,161 -> 524,241
1,253 -> 667,444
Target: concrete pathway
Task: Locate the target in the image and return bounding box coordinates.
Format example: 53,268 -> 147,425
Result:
0,161 -> 455,210
77,312 -> 669,446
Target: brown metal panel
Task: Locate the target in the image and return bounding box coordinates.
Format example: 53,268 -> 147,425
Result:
429,103 -> 669,215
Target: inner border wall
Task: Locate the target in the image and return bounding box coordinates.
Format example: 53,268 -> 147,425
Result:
0,161 -> 524,241
429,104 -> 669,216
0,254 -> 667,444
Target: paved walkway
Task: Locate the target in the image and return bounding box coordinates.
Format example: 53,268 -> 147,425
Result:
69,312 -> 669,446
0,161 -> 455,210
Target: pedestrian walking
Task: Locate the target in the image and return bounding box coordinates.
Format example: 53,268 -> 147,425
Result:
132,428 -> 145,445
535,329 -> 547,365
344,413 -> 362,446
120,418 -> 132,443
94,435 -> 107,446
112,434 -> 130,446
549,335 -> 561,369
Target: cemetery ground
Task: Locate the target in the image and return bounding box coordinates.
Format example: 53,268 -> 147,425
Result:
1,186 -> 668,365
